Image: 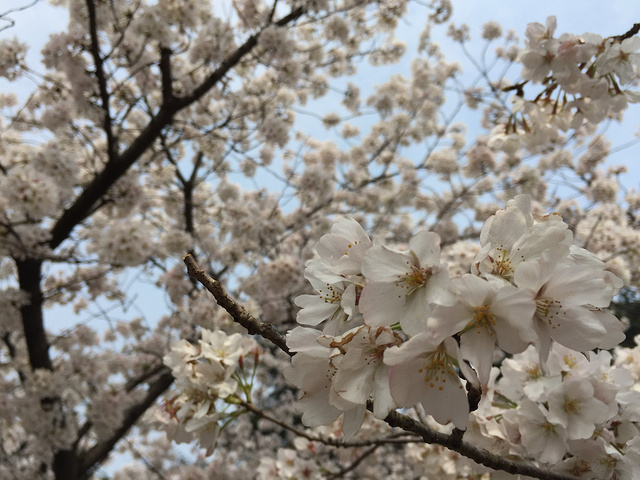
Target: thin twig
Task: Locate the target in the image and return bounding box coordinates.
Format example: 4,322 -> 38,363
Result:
326,444 -> 379,480
239,399 -> 419,448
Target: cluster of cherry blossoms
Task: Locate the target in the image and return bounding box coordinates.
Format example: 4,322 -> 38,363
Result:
157,330 -> 257,454
512,16 -> 640,137
287,194 -> 626,438
465,341 -> 640,478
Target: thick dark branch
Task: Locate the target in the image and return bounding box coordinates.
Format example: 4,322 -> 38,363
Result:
78,370 -> 174,479
16,259 -> 51,371
86,0 -> 117,161
49,103 -> 175,249
16,258 -> 78,479
182,151 -> 202,238
159,46 -> 173,102
76,364 -> 169,442
611,22 -> 640,42
383,410 -> 579,480
183,254 -> 291,355
48,6 -> 306,250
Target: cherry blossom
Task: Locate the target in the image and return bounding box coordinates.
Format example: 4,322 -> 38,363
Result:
430,274 -> 537,385
359,230 -> 456,335
384,334 -> 475,429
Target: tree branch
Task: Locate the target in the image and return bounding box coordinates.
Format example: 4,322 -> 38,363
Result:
327,444 -> 379,480
16,258 -> 51,371
175,6 -> 305,109
77,371 -> 174,479
159,46 -> 173,103
86,0 -> 117,162
183,254 -> 291,356
611,22 -> 640,42
383,410 -> 579,480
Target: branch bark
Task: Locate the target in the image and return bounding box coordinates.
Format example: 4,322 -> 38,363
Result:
86,0 -> 117,162
77,370 -> 174,479
183,254 -> 291,356
16,258 -> 50,371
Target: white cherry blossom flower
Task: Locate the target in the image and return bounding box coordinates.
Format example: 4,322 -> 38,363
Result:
430,274 -> 537,385
473,196 -> 571,282
284,327 -> 366,439
514,258 -> 625,362
546,378 -> 611,440
517,399 -> 568,464
384,333 -> 476,429
320,325 -> 402,419
294,259 -> 361,335
598,37 -> 640,85
315,218 -> 373,275
497,344 -> 561,403
359,230 -> 456,335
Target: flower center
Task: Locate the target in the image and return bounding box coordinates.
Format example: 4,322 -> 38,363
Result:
418,348 -> 459,392
396,263 -> 432,296
526,365 -> 542,379
563,397 -> 581,415
492,247 -> 514,277
318,284 -> 342,304
535,296 -> 564,330
471,304 -> 496,334
343,240 -> 363,256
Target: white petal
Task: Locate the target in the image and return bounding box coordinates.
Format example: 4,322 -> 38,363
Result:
544,266 -> 614,308
388,358 -> 427,407
541,305 -> 607,352
298,391 -> 341,428
333,349 -> 376,405
453,274 -> 493,307
373,365 -> 395,419
361,246 -> 413,281
424,267 -> 457,306
296,295 -> 340,326
460,329 -> 496,385
359,281 -> 406,327
342,405 -> 366,440
409,231 -> 442,267
484,206 -> 528,251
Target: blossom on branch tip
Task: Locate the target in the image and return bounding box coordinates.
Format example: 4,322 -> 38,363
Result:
315,217 -> 373,275
294,259 -> 362,335
158,329 -> 257,454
